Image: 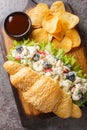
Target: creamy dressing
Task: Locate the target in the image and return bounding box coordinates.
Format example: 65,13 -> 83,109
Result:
12,45 -> 87,101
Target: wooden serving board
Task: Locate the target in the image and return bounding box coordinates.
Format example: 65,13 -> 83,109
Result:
1,2 -> 87,128
2,29 -> 41,116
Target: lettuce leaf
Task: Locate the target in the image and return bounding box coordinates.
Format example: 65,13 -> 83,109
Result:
7,47 -> 15,61
39,41 -> 47,51
14,39 -> 36,46
45,42 -> 57,56
7,38 -> 87,79
56,49 -> 65,59
7,39 -> 87,76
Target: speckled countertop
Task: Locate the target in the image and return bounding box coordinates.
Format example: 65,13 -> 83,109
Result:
0,0 -> 87,130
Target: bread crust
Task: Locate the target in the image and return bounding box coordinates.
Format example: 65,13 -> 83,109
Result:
3,61 -> 82,118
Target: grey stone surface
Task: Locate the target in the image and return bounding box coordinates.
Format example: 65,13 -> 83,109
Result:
0,0 -> 87,130
0,47 -> 25,130
67,0 -> 87,34
0,0 -> 28,22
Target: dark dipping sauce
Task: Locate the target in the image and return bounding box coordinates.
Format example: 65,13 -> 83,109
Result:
6,13 -> 29,35
4,12 -> 32,40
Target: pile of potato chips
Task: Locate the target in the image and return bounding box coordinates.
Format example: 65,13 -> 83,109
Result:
26,1 -> 81,53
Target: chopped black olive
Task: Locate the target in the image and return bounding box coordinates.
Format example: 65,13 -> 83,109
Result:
43,61 -> 52,69
66,72 -> 75,81
16,46 -> 23,53
33,53 -> 40,61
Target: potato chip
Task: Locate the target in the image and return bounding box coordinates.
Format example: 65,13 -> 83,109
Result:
65,29 -> 81,48
42,13 -> 61,34
29,28 -> 48,43
60,20 -> 69,33
60,36 -> 72,53
50,1 -> 65,16
52,38 -> 60,49
53,31 -> 64,41
60,12 -> 79,30
26,3 -> 50,28
27,1 -> 80,53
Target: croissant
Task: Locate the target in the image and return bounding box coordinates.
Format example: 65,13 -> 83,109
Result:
3,61 -> 41,115
23,76 -> 82,118
3,60 -> 82,118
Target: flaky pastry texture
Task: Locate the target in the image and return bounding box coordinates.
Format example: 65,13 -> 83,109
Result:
3,61 -> 82,118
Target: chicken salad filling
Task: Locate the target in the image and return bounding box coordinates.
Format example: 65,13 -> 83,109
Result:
7,39 -> 87,106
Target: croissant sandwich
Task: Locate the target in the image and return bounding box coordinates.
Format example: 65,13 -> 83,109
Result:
3,39 -> 87,118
